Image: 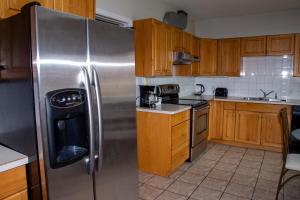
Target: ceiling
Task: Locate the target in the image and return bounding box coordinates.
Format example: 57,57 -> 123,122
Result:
161,0 -> 300,20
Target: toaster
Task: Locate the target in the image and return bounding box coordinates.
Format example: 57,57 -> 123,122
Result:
215,88 -> 228,97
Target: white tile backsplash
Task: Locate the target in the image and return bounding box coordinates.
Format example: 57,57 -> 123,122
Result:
195,56 -> 300,99
136,76 -> 195,97
136,56 -> 300,100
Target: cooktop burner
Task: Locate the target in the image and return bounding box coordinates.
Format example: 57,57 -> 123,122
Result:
165,99 -> 208,108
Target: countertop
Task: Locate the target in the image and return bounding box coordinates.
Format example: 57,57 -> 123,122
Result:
0,145 -> 29,173
182,95 -> 300,106
136,104 -> 191,114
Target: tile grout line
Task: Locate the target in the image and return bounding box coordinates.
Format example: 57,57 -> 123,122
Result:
218,147 -> 247,200
250,150 -> 265,200
187,144 -> 231,200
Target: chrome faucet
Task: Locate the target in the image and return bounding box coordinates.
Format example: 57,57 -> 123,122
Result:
260,89 -> 274,99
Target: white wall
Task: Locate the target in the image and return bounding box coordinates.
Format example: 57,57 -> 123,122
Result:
96,0 -> 195,33
195,9 -> 300,38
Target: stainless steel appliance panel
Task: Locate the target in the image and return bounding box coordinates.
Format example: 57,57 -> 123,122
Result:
88,20 -> 138,200
31,7 -> 93,200
192,106 -> 209,147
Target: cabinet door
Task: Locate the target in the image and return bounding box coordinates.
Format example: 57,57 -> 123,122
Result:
222,110 -> 236,141
182,32 -> 192,53
163,25 -> 173,75
235,111 -> 261,145
241,36 -> 266,57
217,38 -> 241,76
191,37 -> 200,75
294,34 -> 300,77
199,38 -> 218,76
261,113 -> 283,148
172,28 -> 183,51
54,0 -> 95,19
152,21 -> 164,75
0,0 -> 54,19
209,101 -> 223,140
267,34 -> 295,55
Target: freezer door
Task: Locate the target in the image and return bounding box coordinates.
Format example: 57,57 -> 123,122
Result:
88,20 -> 138,200
31,6 -> 94,200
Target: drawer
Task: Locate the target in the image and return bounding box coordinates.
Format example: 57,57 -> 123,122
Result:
171,142 -> 189,171
223,102 -> 236,110
172,121 -> 190,150
236,102 -> 290,113
0,166 -> 27,199
171,110 -> 190,126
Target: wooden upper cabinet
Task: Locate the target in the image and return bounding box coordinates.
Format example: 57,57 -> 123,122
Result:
0,0 -> 95,19
199,38 -> 218,76
182,32 -> 193,53
172,28 -> 183,51
53,0 -> 95,19
241,36 -> 267,57
217,38 -> 241,76
153,21 -> 173,75
134,19 -> 173,77
294,34 -> 300,77
191,37 -> 201,75
0,0 -> 54,18
235,111 -> 261,145
267,34 -> 295,55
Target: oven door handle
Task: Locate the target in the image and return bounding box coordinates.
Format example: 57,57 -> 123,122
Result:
193,105 -> 210,113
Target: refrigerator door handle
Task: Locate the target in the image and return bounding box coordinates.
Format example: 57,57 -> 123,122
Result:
81,67 -> 95,174
92,67 -> 103,172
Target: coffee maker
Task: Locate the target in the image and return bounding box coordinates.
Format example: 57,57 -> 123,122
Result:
139,85 -> 158,108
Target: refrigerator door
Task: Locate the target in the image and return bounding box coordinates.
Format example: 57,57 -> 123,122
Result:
88,20 -> 138,200
31,7 -> 94,200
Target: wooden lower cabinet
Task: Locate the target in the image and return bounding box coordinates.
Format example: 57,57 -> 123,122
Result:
261,113 -> 283,148
0,166 -> 28,200
222,109 -> 236,141
235,111 -> 261,145
209,100 -> 291,151
137,110 -> 190,176
208,101 -> 223,139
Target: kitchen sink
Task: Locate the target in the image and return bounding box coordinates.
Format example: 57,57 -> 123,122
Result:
242,97 -> 283,102
243,97 -> 264,101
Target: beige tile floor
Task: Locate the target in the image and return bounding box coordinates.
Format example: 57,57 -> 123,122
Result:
139,142 -> 300,200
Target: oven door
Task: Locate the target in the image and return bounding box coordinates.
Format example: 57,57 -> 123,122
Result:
192,106 -> 209,147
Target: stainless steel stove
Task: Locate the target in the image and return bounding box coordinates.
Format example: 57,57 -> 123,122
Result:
157,84 -> 209,161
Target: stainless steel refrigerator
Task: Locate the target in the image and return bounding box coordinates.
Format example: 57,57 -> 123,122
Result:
0,4 -> 137,200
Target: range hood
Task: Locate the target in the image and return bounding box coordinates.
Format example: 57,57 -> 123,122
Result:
173,51 -> 200,65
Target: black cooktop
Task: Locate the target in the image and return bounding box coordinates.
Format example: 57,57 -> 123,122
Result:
165,99 -> 208,108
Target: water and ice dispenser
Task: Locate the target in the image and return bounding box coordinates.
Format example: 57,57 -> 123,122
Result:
46,89 -> 89,168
